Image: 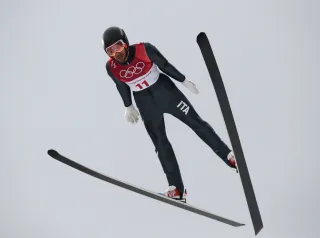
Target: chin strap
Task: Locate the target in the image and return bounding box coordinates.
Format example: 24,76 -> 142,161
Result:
123,52 -> 129,62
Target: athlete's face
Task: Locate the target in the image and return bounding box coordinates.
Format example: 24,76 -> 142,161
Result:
105,39 -> 129,63
113,47 -> 128,63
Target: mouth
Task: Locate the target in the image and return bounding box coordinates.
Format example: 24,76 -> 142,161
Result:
114,53 -> 124,61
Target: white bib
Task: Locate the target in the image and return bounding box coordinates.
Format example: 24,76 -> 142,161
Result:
125,63 -> 160,91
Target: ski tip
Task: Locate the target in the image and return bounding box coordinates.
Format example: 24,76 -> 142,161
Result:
47,149 -> 59,157
196,32 -> 207,42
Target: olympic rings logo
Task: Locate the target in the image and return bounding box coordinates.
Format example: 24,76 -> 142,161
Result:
119,62 -> 145,79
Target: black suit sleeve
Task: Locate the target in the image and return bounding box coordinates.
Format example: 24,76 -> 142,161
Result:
144,43 -> 186,82
106,62 -> 132,107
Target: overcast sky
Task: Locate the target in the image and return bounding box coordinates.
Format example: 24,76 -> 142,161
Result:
1,0 -> 319,237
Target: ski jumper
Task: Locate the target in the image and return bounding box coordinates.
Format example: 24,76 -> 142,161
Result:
106,42 -> 232,195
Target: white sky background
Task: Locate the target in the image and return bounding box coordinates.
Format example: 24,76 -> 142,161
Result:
1,0 -> 319,237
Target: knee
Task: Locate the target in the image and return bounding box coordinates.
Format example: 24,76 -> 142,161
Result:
158,135 -> 170,146
189,116 -> 212,132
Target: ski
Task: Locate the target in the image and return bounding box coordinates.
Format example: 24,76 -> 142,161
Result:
47,149 -> 244,227
196,32 -> 263,235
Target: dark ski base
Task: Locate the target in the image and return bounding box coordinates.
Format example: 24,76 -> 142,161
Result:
47,149 -> 245,227
196,32 -> 263,235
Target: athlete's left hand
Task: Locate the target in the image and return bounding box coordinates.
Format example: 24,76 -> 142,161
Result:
182,80 -> 199,94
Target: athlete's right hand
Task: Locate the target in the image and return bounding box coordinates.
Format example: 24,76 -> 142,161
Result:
124,104 -> 140,124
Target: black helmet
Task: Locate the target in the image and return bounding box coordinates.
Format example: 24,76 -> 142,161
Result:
102,26 -> 129,53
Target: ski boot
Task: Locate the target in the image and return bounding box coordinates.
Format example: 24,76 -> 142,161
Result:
227,151 -> 238,173
158,185 -> 187,203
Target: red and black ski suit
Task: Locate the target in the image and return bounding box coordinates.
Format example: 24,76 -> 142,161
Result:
106,42 -> 232,195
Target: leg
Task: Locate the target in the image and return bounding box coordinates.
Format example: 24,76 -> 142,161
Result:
166,90 -> 233,167
143,116 -> 185,194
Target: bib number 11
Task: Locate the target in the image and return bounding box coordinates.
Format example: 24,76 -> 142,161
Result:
135,80 -> 149,90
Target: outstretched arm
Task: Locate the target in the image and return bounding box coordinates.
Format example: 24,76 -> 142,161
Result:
106,62 -> 133,107
144,43 -> 186,82
144,42 -> 199,95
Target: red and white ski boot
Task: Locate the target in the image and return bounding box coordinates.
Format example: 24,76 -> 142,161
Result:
227,151 -> 238,173
158,185 -> 187,203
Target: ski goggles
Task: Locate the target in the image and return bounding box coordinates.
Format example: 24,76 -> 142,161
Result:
105,39 -> 127,57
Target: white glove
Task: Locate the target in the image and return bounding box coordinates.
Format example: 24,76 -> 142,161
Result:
124,104 -> 140,124
182,80 -> 199,94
